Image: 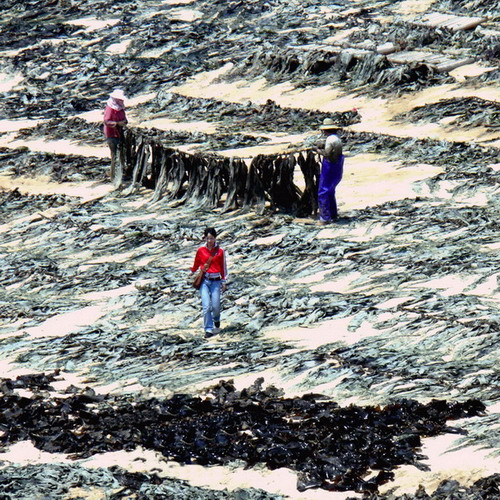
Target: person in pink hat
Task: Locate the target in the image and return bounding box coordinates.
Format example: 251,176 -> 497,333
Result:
103,89 -> 128,182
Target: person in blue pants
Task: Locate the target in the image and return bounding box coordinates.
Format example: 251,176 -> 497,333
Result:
190,227 -> 228,337
317,118 -> 344,224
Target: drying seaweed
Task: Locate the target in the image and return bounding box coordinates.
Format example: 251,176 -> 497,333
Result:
431,0 -> 500,20
226,46 -> 453,94
0,147 -> 109,182
0,0 -> 498,497
0,187 -> 72,214
118,127 -> 323,214
14,117 -> 266,152
15,117 -> 105,146
0,374 -> 487,493
393,97 -> 500,130
0,463 -> 283,500
142,92 -> 361,134
347,19 -> 499,64
0,0 -> 492,125
0,185 -> 497,408
114,127 -> 499,214
350,474 -> 500,499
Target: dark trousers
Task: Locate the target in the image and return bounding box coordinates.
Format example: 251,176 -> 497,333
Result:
318,155 -> 344,221
106,137 -> 122,181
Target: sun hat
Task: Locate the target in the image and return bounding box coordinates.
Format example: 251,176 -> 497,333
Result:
110,89 -> 126,100
319,118 -> 339,130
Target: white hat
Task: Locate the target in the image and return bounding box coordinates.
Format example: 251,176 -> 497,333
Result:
110,89 -> 126,100
319,118 -> 339,130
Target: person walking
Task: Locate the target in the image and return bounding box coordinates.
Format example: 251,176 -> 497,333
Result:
103,89 -> 128,183
191,227 -> 228,337
317,118 -> 344,224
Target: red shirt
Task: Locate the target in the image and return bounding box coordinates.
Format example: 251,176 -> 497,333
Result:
191,245 -> 227,280
103,105 -> 127,138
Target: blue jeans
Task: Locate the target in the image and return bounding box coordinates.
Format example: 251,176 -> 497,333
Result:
200,278 -> 221,332
318,155 -> 344,221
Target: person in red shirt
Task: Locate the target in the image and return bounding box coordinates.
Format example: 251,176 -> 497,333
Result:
103,89 -> 128,182
191,227 -> 228,337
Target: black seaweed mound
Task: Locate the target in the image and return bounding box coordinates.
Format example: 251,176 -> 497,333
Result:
0,374 -> 486,493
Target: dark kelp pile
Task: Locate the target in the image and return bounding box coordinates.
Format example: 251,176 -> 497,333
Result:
0,374 -> 486,493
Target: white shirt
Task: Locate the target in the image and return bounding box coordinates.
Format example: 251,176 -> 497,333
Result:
324,134 -> 342,162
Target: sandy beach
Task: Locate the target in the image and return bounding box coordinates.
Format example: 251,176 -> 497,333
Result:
0,0 -> 498,498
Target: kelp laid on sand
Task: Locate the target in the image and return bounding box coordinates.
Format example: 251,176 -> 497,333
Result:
0,0 -> 498,497
0,463 -> 283,500
0,374 -> 486,493
140,92 -> 361,134
393,97 -> 500,130
0,147 -> 108,182
350,474 -> 500,499
0,0 -> 496,122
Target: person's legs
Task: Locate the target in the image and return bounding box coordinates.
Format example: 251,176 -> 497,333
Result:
211,281 -> 221,330
115,139 -> 124,187
329,186 -> 338,220
106,138 -> 119,180
319,156 -> 344,222
200,279 -> 214,333
318,159 -> 333,222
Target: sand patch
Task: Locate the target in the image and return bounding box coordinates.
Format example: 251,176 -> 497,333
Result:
0,72 -> 24,92
0,118 -> 44,133
106,39 -> 132,54
65,18 -> 120,32
450,62 -> 498,81
395,0 -> 437,16
264,315 -> 381,350
136,117 -> 217,134
0,173 -> 114,202
407,274 -> 484,297
0,441 -> 70,466
380,433 -> 500,495
22,305 -> 108,339
338,155 -> 443,210
173,64 -> 298,106
0,136 -> 108,158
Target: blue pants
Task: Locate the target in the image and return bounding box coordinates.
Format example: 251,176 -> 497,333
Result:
200,278 -> 221,333
318,155 -> 344,221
